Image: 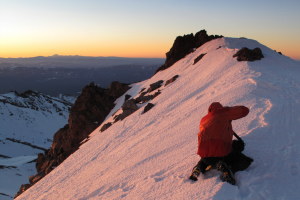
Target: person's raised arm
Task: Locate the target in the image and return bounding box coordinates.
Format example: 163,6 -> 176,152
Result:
225,106 -> 249,120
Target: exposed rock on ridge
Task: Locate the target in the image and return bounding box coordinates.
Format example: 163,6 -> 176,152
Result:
15,81 -> 130,198
155,30 -> 222,73
233,47 -> 264,61
101,80 -> 166,132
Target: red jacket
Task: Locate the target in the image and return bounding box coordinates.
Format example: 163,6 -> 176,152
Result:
197,102 -> 249,158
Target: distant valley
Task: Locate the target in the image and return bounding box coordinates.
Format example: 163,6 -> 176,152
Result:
0,56 -> 164,96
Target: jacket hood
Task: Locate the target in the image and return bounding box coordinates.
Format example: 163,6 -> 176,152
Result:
208,102 -> 223,113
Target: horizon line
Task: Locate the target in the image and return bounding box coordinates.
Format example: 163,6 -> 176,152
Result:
0,54 -> 166,59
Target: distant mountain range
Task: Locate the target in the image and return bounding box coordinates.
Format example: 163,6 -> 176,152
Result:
0,56 -> 164,96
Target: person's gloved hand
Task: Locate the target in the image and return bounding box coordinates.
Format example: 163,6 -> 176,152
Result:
232,139 -> 245,152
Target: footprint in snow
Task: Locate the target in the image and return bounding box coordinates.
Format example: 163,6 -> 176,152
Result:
150,170 -> 167,182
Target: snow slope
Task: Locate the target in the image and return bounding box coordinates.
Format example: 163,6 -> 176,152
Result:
0,92 -> 73,199
17,37 -> 300,200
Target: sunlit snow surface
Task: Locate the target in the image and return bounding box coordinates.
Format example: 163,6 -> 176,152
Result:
17,38 -> 300,200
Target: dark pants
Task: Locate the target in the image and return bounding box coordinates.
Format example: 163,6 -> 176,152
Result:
195,140 -> 253,174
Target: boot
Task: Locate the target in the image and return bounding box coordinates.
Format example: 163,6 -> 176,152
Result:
189,166 -> 201,181
217,161 -> 236,185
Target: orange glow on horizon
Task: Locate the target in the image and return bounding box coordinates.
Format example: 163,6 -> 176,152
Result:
0,31 -> 299,60
1,42 -> 299,60
0,41 -> 170,58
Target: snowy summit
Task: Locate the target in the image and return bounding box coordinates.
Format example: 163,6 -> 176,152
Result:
16,37 -> 300,200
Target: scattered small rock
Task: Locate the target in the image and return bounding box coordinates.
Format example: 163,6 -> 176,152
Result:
122,99 -> 139,111
275,50 -> 282,55
114,99 -> 139,121
233,47 -> 264,61
125,94 -> 131,101
135,91 -> 161,104
147,80 -> 164,93
135,95 -> 153,104
139,88 -> 146,94
143,103 -> 155,114
165,75 -> 179,86
193,53 -> 207,64
114,110 -> 135,122
100,122 -> 112,132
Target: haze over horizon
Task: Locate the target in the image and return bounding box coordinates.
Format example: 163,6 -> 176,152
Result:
1,0 -> 300,60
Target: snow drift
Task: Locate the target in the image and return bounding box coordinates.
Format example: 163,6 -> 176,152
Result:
16,37 -> 300,200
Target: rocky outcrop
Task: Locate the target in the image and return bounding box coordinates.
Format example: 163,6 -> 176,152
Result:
155,30 -> 222,73
101,81 -> 164,132
233,47 -> 264,61
15,82 -> 130,198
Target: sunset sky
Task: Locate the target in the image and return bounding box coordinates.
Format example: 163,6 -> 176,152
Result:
1,0 -> 299,60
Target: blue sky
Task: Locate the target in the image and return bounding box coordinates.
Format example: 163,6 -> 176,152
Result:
0,0 -> 299,59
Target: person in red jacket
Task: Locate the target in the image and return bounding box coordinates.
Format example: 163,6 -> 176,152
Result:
189,102 -> 251,184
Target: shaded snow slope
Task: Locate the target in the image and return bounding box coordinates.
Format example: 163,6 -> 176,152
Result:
0,92 -> 73,199
17,37 -> 300,200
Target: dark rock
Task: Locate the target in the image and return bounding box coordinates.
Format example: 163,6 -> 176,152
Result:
0,192 -> 12,198
114,89 -> 161,122
108,81 -> 130,98
233,47 -> 264,61
135,90 -> 161,104
140,91 -> 148,97
147,80 -> 164,93
29,172 -> 45,184
17,81 -> 130,197
165,75 -> 179,86
155,30 -> 223,73
0,165 -> 16,169
113,99 -> 139,122
135,95 -> 153,104
17,90 -> 38,98
152,90 -> 161,100
193,53 -> 207,65
143,103 -> 155,114
122,99 -> 139,111
100,122 -> 113,132
125,94 -> 131,101
114,109 -> 135,121
36,153 -> 46,172
134,81 -> 163,104
15,184 -> 31,198
139,88 -> 146,94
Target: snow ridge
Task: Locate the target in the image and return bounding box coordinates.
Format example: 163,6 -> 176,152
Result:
17,37 -> 300,200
